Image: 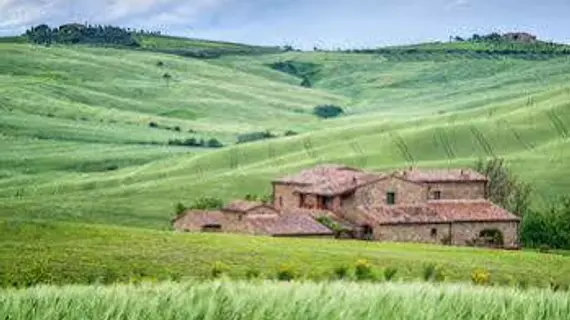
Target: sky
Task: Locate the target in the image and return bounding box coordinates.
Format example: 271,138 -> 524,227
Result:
0,0 -> 569,49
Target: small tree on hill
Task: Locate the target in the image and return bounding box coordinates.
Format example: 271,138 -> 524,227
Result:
313,105 -> 344,119
473,157 -> 532,216
163,73 -> 172,87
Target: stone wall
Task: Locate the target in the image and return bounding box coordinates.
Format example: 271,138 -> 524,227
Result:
353,177 -> 428,207
450,221 -> 519,247
373,223 -> 452,244
426,181 -> 486,200
273,183 -> 299,210
369,221 -> 519,247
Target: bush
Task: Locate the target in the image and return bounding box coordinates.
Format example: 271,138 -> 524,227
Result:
149,122 -> 159,128
383,267 -> 398,281
174,126 -> 181,132
471,269 -> 491,285
354,259 -> 374,281
284,130 -> 298,136
211,262 -> 229,278
245,268 -> 260,279
276,265 -> 296,281
156,61 -> 164,67
422,263 -> 446,282
333,265 -> 349,280
313,105 -> 344,119
174,202 -> 186,215
206,138 -> 224,148
189,196 -> 223,210
236,130 -> 277,144
168,137 -> 223,148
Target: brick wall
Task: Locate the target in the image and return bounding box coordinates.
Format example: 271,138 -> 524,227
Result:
374,223 -> 452,244
426,181 -> 486,200
450,221 -> 519,247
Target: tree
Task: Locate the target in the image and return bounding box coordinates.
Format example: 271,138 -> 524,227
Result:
162,73 -> 172,87
473,157 -> 532,216
300,76 -> 312,88
313,105 -> 345,119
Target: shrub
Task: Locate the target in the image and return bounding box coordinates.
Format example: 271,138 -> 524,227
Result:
276,265 -> 296,281
471,269 -> 491,285
189,196 -> 224,210
422,263 -> 446,282
313,105 -> 344,119
105,164 -> 119,171
538,244 -> 551,253
517,278 -> 529,290
149,122 -> 159,128
354,259 -> 374,281
284,130 -> 298,136
174,126 -> 181,132
174,202 -> 186,215
245,268 -> 260,279
236,130 -> 277,144
333,265 -> 349,280
300,76 -> 312,88
206,138 -> 224,148
211,262 -> 229,278
383,267 -> 398,281
156,61 -> 164,67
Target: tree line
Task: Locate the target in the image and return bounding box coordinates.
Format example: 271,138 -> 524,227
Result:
24,23 -> 142,46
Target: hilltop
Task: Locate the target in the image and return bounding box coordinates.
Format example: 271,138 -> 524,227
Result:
0,27 -> 569,242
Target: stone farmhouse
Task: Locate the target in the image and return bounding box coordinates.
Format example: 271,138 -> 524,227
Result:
173,164 -> 521,248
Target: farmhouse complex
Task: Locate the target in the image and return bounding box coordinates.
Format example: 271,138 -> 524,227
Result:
173,164 -> 521,248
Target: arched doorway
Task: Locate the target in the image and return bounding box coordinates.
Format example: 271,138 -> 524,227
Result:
478,228 -> 504,247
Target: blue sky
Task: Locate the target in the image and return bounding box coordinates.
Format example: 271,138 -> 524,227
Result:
0,0 -> 568,49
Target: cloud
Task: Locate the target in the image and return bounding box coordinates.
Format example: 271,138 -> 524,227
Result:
0,0 -> 230,34
444,0 -> 471,10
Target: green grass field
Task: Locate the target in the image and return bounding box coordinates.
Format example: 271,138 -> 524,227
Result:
2,280 -> 570,320
2,220 -> 570,288
2,36 -> 570,293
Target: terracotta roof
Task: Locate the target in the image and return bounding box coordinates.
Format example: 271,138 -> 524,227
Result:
357,204 -> 445,225
273,164 -> 366,185
173,210 -> 227,229
357,200 -> 520,225
428,199 -> 521,222
222,200 -> 265,212
243,214 -> 334,236
274,163 -> 384,196
396,168 -> 488,182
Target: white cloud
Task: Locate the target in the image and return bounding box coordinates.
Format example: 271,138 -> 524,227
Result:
0,0 -> 230,35
444,0 -> 470,10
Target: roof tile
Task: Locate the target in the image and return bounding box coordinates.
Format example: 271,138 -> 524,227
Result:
396,168 -> 488,182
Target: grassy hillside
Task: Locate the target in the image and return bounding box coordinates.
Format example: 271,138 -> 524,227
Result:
2,220 -> 570,287
3,280 -> 570,320
2,41 -> 570,228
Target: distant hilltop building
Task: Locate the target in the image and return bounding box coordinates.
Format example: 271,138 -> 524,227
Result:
502,32 -> 538,43
173,164 -> 521,249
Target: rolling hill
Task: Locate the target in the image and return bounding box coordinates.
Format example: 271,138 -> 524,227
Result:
2,38 -> 570,229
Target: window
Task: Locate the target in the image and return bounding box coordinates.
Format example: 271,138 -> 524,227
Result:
324,196 -> 335,210
386,192 -> 396,205
431,228 -> 437,238
299,194 -> 305,208
433,191 -> 441,200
